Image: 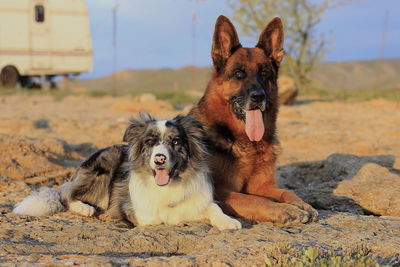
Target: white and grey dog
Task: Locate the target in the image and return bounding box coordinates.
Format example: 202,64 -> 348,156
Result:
13,113 -> 241,231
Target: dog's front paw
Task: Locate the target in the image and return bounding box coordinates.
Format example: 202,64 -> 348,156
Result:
69,201 -> 96,217
270,204 -> 314,225
159,208 -> 181,226
213,214 -> 242,231
302,203 -> 318,222
289,201 -> 318,222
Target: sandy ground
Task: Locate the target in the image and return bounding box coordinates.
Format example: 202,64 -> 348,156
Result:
0,94 -> 399,266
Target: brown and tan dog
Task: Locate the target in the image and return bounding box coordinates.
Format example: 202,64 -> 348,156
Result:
190,16 -> 318,224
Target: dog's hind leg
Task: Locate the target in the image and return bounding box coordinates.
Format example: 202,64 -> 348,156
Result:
69,200 -> 96,217
107,178 -> 138,225
61,145 -> 127,212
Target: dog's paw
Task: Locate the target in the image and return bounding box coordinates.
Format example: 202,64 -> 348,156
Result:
213,214 -> 242,231
69,201 -> 96,217
289,201 -> 319,222
302,204 -> 318,222
272,204 -> 313,225
159,208 -> 181,225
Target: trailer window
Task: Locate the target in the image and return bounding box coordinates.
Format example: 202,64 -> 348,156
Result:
35,5 -> 45,22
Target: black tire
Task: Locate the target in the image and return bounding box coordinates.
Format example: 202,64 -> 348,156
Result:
1,66 -> 19,88
19,76 -> 32,88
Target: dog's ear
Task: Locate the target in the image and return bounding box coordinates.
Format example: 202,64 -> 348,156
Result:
212,15 -> 242,73
123,112 -> 155,143
173,115 -> 208,164
256,17 -> 285,63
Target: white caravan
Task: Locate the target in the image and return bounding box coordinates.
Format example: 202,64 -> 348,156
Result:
0,0 -> 92,88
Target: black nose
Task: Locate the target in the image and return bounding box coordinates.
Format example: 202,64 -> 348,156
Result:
250,89 -> 266,103
154,153 -> 167,165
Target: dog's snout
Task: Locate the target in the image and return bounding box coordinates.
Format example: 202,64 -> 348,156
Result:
250,89 -> 266,103
154,153 -> 167,165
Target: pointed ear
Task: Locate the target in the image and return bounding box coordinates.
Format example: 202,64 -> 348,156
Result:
173,115 -> 208,164
212,15 -> 242,72
256,17 -> 285,63
123,112 -> 155,143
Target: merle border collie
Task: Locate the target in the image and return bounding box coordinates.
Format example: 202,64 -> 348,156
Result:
13,113 -> 241,231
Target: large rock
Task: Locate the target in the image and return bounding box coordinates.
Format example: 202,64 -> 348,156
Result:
278,153 -> 400,216
278,76 -> 298,105
334,163 -> 400,216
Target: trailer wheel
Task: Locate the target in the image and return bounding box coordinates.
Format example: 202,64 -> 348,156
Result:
1,66 -> 19,88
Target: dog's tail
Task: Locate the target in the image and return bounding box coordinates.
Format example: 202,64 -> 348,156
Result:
13,187 -> 65,216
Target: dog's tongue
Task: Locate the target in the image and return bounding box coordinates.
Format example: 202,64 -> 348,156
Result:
155,169 -> 170,186
245,109 -> 264,142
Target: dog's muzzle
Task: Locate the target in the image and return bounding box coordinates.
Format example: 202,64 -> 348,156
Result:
247,88 -> 266,111
154,153 -> 167,166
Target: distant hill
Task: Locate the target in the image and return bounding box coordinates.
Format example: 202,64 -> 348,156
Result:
310,59 -> 400,91
79,66 -> 211,95
79,59 -> 400,95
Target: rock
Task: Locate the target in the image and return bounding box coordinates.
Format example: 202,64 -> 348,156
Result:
334,163 -> 400,217
134,93 -> 157,103
278,76 -> 298,105
278,153 -> 399,216
394,157 -> 400,170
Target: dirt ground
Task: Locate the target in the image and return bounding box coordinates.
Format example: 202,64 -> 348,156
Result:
0,94 -> 399,266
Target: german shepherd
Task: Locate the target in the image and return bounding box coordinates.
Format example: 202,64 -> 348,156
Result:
189,16 -> 318,224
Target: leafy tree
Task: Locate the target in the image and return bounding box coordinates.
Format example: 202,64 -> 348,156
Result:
227,0 -> 351,90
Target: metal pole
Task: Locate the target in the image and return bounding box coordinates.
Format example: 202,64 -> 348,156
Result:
192,11 -> 196,66
191,11 -> 197,90
380,10 -> 389,59
112,1 -> 119,96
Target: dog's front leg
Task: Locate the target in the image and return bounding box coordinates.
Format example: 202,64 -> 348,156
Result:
158,206 -> 183,226
158,197 -> 202,226
159,193 -> 241,230
69,200 -> 96,217
203,203 -> 242,231
253,186 -> 318,222
245,169 -> 318,222
216,190 -> 313,224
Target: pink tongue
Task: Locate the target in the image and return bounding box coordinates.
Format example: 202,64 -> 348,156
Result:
245,109 -> 264,142
155,169 -> 170,186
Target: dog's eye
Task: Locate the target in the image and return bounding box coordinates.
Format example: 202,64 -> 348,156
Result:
260,70 -> 268,77
233,70 -> 246,80
172,138 -> 181,146
145,139 -> 155,146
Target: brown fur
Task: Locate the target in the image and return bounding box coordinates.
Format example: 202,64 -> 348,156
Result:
190,16 -> 317,224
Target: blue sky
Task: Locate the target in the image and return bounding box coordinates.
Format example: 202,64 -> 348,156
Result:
83,0 -> 400,78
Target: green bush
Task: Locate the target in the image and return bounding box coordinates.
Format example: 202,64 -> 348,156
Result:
151,90 -> 196,105
263,244 -> 379,267
300,85 -> 400,102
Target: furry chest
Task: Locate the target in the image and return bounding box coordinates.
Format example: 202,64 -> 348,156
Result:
127,173 -> 193,225
232,140 -> 274,162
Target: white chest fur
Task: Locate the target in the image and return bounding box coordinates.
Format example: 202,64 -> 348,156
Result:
128,171 -> 213,226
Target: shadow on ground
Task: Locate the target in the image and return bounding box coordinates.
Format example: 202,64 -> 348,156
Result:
278,153 -> 400,216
